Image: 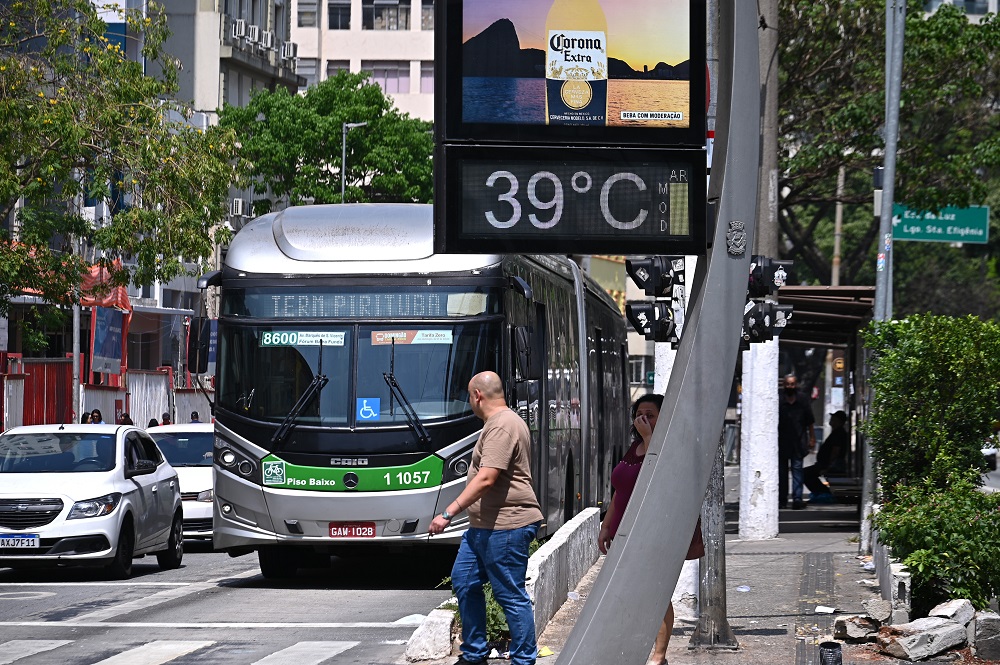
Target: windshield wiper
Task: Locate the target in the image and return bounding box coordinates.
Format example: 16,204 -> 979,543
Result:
382,372 -> 432,446
271,340 -> 328,450
271,373 -> 328,450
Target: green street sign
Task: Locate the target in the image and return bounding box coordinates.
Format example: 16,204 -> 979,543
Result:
892,204 -> 990,244
646,370 -> 655,385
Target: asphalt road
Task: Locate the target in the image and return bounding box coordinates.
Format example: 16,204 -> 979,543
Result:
0,541 -> 455,665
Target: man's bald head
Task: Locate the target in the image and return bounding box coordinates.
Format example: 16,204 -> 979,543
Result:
468,371 -> 507,420
469,371 -> 504,399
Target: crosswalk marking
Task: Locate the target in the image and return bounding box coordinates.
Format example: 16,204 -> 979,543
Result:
251,641 -> 359,664
0,640 -> 72,665
89,640 -> 215,665
0,620 -> 422,628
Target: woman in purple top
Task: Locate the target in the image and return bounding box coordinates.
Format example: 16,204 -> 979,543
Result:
598,393 -> 697,665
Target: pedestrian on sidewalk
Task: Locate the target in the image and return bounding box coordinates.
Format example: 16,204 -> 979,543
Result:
597,394 -> 704,665
803,410 -> 848,503
778,374 -> 816,509
428,371 -> 543,665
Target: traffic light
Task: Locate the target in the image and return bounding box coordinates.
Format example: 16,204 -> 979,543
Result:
741,256 -> 793,347
626,301 -> 676,343
748,255 -> 792,298
626,256 -> 684,297
742,301 -> 793,344
625,256 -> 685,345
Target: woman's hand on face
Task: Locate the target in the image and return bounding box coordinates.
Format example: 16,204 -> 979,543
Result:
634,414 -> 653,441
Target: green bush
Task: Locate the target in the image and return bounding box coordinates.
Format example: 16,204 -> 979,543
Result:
874,469 -> 1000,614
862,314 -> 1000,500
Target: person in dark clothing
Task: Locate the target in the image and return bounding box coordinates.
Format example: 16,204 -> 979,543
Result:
804,411 -> 849,503
147,418 -> 160,429
778,374 -> 816,509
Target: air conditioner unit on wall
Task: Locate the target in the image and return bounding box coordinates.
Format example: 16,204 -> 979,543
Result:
230,198 -> 246,217
261,31 -> 274,49
246,24 -> 260,43
281,41 -> 297,60
232,19 -> 246,39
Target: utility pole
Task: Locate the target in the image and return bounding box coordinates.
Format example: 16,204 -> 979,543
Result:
862,0 -> 906,555
739,0 -> 780,541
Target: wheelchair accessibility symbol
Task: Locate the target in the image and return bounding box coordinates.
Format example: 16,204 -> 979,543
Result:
357,398 -> 380,421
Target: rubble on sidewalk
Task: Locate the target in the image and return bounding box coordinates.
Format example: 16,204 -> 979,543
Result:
974,610 -> 1000,661
875,616 -> 967,661
834,615 -> 880,642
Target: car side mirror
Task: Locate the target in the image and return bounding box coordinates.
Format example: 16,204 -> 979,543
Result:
125,459 -> 157,479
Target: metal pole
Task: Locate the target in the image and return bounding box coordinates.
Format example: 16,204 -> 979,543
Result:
341,121 -> 367,203
688,431 -> 739,649
874,0 -> 905,322
862,0 -> 905,555
556,0 -> 760,660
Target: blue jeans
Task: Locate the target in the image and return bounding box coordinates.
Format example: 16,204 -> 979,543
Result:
779,452 -> 805,505
452,522 -> 540,665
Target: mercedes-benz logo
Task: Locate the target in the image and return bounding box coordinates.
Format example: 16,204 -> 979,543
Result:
343,472 -> 359,489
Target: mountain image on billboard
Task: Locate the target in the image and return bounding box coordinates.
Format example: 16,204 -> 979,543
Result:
462,0 -> 692,128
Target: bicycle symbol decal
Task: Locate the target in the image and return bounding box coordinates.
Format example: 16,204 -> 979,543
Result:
357,398 -> 380,421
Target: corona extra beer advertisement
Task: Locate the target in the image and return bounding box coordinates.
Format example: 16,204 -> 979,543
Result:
461,0 -> 693,129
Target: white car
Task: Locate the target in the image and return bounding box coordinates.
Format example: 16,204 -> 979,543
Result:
984,441 -> 998,472
0,424 -> 183,578
147,423 -> 214,539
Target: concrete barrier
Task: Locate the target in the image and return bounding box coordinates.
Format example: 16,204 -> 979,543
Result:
404,507 -> 601,662
526,507 -> 602,636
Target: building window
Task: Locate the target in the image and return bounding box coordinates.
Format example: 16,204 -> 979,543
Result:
326,59 -> 350,79
420,61 -> 433,93
297,58 -> 319,92
298,0 -> 318,27
328,0 -> 350,29
961,0 -> 988,13
421,0 -> 433,30
629,356 -> 652,385
361,60 -> 410,94
362,0 -> 410,30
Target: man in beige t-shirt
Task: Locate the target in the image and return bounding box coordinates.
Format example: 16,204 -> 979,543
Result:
428,371 -> 542,665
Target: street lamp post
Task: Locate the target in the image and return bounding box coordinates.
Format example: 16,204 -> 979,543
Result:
341,121 -> 368,203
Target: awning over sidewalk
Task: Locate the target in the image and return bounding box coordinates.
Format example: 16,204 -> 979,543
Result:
777,286 -> 875,348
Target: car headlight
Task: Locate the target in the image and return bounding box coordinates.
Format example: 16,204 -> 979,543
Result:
68,492 -> 122,519
196,488 -> 214,502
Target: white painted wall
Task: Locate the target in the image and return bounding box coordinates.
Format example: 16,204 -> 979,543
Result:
739,342 -> 779,539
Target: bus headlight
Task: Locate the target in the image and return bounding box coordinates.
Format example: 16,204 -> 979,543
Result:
443,447 -> 474,483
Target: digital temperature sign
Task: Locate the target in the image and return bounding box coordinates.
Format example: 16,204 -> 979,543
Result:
435,145 -> 706,254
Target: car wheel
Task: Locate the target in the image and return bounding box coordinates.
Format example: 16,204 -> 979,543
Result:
257,545 -> 299,579
106,520 -> 135,580
156,513 -> 184,570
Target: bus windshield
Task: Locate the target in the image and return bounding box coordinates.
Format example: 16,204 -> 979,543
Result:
217,322 -> 500,426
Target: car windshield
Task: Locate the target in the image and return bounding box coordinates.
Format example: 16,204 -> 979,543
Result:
148,431 -> 214,466
0,432 -> 117,473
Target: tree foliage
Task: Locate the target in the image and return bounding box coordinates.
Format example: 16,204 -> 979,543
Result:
779,1 -> 1000,309
218,71 -> 434,212
0,0 -> 242,322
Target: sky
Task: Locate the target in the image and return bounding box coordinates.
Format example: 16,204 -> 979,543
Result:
462,0 -> 692,70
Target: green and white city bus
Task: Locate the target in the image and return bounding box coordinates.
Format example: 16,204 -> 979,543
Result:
197,204 -> 629,578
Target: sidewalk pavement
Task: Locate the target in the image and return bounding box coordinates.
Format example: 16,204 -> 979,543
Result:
536,504 -> 902,665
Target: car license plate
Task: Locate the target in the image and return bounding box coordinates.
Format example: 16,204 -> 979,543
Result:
329,522 -> 376,538
0,534 -> 40,548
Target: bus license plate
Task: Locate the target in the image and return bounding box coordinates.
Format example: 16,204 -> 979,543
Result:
0,534 -> 40,548
329,522 -> 376,538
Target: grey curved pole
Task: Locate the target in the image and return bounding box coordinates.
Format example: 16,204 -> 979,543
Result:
555,1 -> 760,662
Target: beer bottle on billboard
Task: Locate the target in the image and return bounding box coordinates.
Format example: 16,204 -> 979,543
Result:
545,0 -> 608,126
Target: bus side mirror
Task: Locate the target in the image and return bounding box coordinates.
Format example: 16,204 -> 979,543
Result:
187,317 -> 211,374
514,326 -> 542,381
